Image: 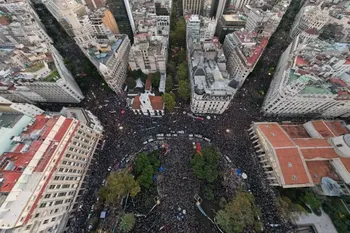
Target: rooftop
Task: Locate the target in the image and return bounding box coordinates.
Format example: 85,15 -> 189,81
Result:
254,120 -> 350,187
222,14 -> 247,22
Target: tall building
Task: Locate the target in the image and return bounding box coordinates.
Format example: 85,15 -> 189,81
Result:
0,1 -> 84,103
249,120 -> 350,195
43,0 -> 87,37
128,34 -> 167,74
83,0 -> 105,10
0,97 -> 44,117
183,0 -> 204,15
215,14 -> 246,43
85,34 -> 131,93
186,15 -> 216,42
0,113 -> 102,233
187,38 -> 236,114
106,0 -> 135,43
262,36 -> 350,118
223,30 -> 268,89
290,4 -> 329,39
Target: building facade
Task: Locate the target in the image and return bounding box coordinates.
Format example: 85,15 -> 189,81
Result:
290,4 -> 329,39
106,0 -> 135,43
128,34 -> 167,74
183,0 -> 204,15
249,120 -> 350,195
223,30 -> 268,89
215,14 -> 246,43
186,15 -> 216,42
0,97 -> 44,117
0,1 -> 84,103
0,114 -> 102,233
262,36 -> 350,118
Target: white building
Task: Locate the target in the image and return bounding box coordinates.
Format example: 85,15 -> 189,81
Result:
186,15 -> 216,42
187,38 -> 236,114
290,4 -> 329,39
262,36 -> 350,118
131,93 -> 164,116
183,0 -> 204,15
128,34 -> 167,74
0,113 -> 102,233
0,97 -> 44,117
223,30 -> 268,89
0,1 -> 84,103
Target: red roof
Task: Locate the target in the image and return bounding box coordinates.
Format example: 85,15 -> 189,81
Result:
345,59 -> 350,65
306,160 -> 340,184
275,148 -> 311,185
301,148 -> 338,160
311,120 -> 335,138
132,96 -> 141,109
295,56 -> 309,66
257,123 -> 295,148
149,96 -> 163,110
246,37 -> 268,68
293,138 -> 331,147
304,28 -> 319,35
145,74 -> 152,91
0,16 -> 10,26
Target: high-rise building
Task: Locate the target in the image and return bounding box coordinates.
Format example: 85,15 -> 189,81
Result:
223,30 -> 268,89
262,36 -> 350,118
106,0 -> 135,43
215,14 -> 246,43
290,4 -> 329,39
0,97 -> 44,117
0,113 -> 102,233
186,15 -> 216,42
128,34 -> 167,74
83,0 -> 105,10
187,38 -> 236,114
183,0 -> 204,15
0,0 -> 84,103
249,120 -> 350,195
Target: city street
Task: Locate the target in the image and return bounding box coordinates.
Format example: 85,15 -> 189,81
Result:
31,1 -> 304,232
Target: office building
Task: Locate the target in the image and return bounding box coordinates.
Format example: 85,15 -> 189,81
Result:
215,14 -> 246,42
0,1 -> 84,103
128,34 -> 167,74
183,0 -> 204,15
83,0 -> 105,10
106,0 -> 135,43
223,30 -> 268,89
249,120 -> 350,196
262,36 -> 350,118
0,113 -> 102,232
290,4 -> 329,39
186,15 -> 216,42
0,97 -> 44,117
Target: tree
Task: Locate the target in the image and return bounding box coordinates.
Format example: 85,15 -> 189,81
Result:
167,61 -> 176,74
178,80 -> 191,101
125,76 -> 136,89
177,62 -> 188,81
165,75 -> 173,92
131,69 -> 147,82
216,191 -> 263,233
277,196 -> 306,221
151,72 -> 161,88
119,213 -> 135,232
202,185 -> 215,200
191,146 -> 219,183
176,49 -> 186,64
163,93 -> 176,111
300,191 -> 323,213
134,153 -> 160,189
98,169 -> 140,205
170,18 -> 186,47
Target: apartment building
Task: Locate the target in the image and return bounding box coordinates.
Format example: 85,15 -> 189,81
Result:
0,113 -> 102,233
223,30 -> 268,89
215,14 -> 246,43
128,34 -> 167,74
0,97 -> 44,117
290,3 -> 329,39
186,15 -> 216,42
0,1 -> 84,103
262,36 -> 350,118
249,120 -> 350,196
183,0 -> 204,15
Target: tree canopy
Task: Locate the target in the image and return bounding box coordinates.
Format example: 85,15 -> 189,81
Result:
134,152 -> 160,189
216,191 -> 263,233
191,146 -> 219,183
165,75 -> 173,93
178,80 -> 191,101
170,18 -> 186,47
277,196 -> 306,221
177,62 -> 188,81
131,69 -> 148,82
98,169 -> 140,205
163,93 -> 176,111
151,72 -> 161,88
125,76 -> 136,89
119,213 -> 135,232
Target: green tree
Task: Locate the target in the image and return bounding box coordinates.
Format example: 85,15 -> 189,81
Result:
170,18 -> 186,47
125,76 -> 136,89
98,169 -> 140,205
119,213 -> 135,232
277,196 -> 306,221
134,153 -> 160,189
176,49 -> 186,64
163,93 -> 176,111
301,191 -> 323,212
165,75 -> 173,92
216,191 -> 263,233
178,79 -> 191,101
151,72 -> 161,88
202,185 -> 215,200
131,69 -> 147,82
177,63 -> 188,81
167,61 -> 176,74
191,146 -> 219,183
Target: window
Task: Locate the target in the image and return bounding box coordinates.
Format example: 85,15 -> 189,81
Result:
39,203 -> 46,208
43,219 -> 49,224
35,213 -> 40,218
336,144 -> 343,148
44,194 -> 51,199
